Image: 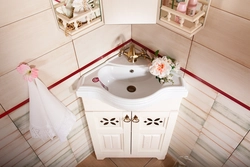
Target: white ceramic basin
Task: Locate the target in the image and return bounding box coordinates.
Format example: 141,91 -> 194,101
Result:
76,55 -> 188,111
98,65 -> 162,99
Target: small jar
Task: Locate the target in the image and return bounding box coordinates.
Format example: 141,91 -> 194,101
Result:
186,0 -> 197,16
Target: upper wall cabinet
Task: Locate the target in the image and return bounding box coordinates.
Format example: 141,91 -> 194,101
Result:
102,0 -> 159,24
50,0 -> 104,36
157,0 -> 211,37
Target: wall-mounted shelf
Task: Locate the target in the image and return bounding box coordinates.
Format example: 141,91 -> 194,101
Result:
157,0 -> 211,37
51,0 -> 103,36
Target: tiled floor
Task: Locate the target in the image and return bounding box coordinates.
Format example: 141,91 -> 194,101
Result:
77,152 -> 176,167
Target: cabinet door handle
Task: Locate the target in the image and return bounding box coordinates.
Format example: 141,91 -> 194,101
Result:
132,115 -> 139,123
123,115 -> 131,123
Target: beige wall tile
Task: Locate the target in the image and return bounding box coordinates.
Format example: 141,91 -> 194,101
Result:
176,116 -> 200,137
0,116 -> 18,140
4,148 -> 36,166
178,105 -> 204,131
173,123 -> 198,148
181,99 -> 208,121
0,70 -> 28,110
184,83 -> 215,113
50,75 -> 80,101
225,155 -> 248,167
0,135 -> 30,166
0,9 -> 71,76
187,42 -> 250,106
74,24 -> 131,68
132,24 -> 191,68
194,7 -> 250,68
210,109 -> 247,137
0,106 -> 4,115
0,42 -> 78,110
212,0 -> 250,19
31,43 -> 78,86
201,128 -> 234,153
191,143 -> 223,167
170,135 -> 192,156
204,116 -> 243,149
0,0 -> 50,27
215,94 -> 250,117
197,134 -> 231,163
184,75 -> 218,99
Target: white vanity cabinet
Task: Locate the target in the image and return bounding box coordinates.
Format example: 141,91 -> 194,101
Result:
82,98 -> 180,160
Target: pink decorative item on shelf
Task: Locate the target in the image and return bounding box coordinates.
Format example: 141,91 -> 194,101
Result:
186,0 -> 197,16
175,2 -> 187,23
17,63 -> 38,82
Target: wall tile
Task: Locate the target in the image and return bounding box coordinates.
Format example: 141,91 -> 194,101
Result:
178,105 -> 205,131
211,0 -> 250,19
201,127 -> 234,153
228,138 -> 250,166
176,116 -> 200,137
132,24 -> 191,68
0,116 -> 18,141
204,116 -> 243,149
169,135 -> 192,156
0,135 -> 35,166
0,9 -> 71,76
225,155 -> 248,167
172,123 -> 198,149
194,7 -> 250,68
4,148 -> 41,167
187,42 -> 250,106
183,75 -> 217,99
191,143 -> 223,167
31,42 -> 78,86
182,97 -> 210,119
74,24 -> 131,68
0,70 -> 28,111
214,94 -> 250,133
196,134 -> 230,163
0,0 -> 50,27
0,42 -> 78,110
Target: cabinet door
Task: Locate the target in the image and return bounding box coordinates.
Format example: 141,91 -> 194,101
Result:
85,111 -> 131,159
131,111 -> 178,159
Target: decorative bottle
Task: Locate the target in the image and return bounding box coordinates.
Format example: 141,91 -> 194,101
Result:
186,0 -> 197,16
175,2 -> 187,23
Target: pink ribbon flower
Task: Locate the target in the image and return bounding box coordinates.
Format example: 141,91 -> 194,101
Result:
17,63 -> 38,82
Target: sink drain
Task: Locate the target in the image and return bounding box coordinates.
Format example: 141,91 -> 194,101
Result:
127,85 -> 136,93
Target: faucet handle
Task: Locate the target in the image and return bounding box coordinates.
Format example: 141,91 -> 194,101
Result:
119,47 -> 125,57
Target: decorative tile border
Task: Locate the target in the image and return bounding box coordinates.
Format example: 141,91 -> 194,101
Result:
0,39 -> 248,119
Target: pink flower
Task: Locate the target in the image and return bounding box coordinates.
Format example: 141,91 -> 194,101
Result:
17,64 -> 30,75
17,63 -> 38,82
149,57 -> 171,78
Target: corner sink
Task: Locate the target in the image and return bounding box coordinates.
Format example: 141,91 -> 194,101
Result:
76,55 -> 188,111
98,65 -> 163,99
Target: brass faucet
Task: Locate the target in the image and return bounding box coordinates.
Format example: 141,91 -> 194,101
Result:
119,44 -> 151,63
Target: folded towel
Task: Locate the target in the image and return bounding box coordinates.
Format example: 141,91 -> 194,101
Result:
29,78 -> 76,142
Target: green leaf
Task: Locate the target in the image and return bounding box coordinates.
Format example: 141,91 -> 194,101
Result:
155,50 -> 159,57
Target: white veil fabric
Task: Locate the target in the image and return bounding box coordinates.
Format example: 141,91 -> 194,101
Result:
28,78 -> 76,142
